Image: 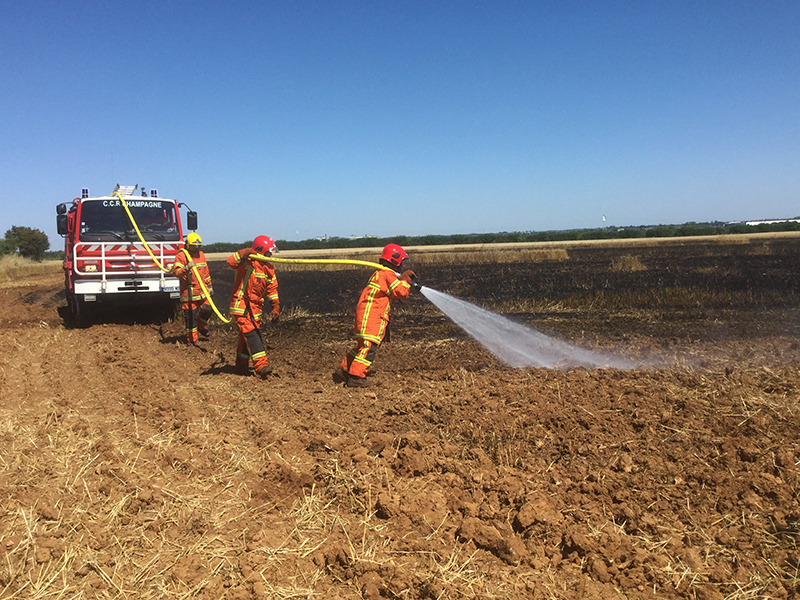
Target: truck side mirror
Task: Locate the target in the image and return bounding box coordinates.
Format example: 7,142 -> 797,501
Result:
56,203 -> 67,215
186,211 -> 198,231
57,214 -> 68,236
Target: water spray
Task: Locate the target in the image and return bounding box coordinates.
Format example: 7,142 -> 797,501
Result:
419,287 -> 639,370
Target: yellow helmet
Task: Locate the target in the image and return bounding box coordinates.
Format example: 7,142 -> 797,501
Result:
186,232 -> 203,247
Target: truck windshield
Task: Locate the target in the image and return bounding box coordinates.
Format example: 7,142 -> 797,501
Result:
78,199 -> 180,242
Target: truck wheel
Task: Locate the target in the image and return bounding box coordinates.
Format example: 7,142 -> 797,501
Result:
163,298 -> 181,322
69,294 -> 93,327
67,292 -> 80,319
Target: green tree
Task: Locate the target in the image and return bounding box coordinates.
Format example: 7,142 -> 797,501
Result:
2,226 -> 50,261
646,226 -> 674,238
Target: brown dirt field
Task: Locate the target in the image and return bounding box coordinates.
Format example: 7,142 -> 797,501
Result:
1,239 -> 799,599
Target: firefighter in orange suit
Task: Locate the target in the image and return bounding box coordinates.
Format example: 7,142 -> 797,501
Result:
333,243 -> 416,387
227,235 -> 280,379
172,232 -> 213,344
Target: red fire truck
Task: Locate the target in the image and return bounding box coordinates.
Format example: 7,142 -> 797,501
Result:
56,184 -> 198,324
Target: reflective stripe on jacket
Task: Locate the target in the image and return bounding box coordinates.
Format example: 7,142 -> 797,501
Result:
354,269 -> 410,344
172,250 -> 212,302
227,250 -> 279,321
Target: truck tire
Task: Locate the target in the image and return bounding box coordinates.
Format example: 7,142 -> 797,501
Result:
161,298 -> 181,322
68,293 -> 93,328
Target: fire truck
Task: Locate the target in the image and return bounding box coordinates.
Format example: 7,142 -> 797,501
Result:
56,184 -> 198,324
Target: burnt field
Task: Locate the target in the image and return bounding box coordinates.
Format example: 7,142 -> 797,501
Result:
1,236 -> 799,599
248,237 -> 800,348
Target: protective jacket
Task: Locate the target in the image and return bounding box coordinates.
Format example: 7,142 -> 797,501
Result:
354,269 -> 410,344
172,249 -> 212,302
227,250 -> 279,321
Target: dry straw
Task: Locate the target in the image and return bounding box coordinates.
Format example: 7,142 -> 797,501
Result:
411,248 -> 569,265
0,255 -> 61,284
610,255 -> 647,272
271,247 -> 570,271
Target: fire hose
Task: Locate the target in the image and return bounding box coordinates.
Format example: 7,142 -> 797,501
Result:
174,254 -> 404,325
116,191 -> 233,323
115,191 -> 172,273
114,191 -> 409,323
255,255 -> 422,290
250,255 -> 392,270
178,247 -> 231,323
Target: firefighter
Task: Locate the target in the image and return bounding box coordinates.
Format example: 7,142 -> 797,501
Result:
333,243 -> 416,387
172,232 -> 213,344
227,235 -> 280,378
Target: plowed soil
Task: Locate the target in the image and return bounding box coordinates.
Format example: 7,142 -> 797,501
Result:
1,238 -> 799,599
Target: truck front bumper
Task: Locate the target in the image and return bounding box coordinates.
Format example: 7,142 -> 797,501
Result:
74,277 -> 180,298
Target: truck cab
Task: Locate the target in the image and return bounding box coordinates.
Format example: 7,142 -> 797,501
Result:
57,184 -> 198,325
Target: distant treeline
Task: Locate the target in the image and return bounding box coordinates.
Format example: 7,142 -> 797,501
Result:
42,220 -> 800,260
201,220 -> 800,253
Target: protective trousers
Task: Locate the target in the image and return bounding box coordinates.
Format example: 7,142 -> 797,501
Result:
183,299 -> 213,343
340,339 -> 378,379
234,315 -> 269,373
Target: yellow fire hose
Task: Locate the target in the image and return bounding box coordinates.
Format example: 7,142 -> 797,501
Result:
179,247 -> 232,323
115,192 -> 171,273
115,191 -> 394,325
180,254 -> 392,325
116,191 -> 232,323
250,254 -> 392,271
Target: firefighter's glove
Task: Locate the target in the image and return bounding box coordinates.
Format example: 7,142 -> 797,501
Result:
187,260 -> 196,269
271,309 -> 280,323
400,270 -> 417,285
239,248 -> 254,258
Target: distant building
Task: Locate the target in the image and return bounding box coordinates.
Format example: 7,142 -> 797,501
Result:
315,233 -> 377,242
739,218 -> 800,226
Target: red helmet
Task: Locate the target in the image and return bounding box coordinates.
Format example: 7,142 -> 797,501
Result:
252,235 -> 277,254
380,243 -> 408,269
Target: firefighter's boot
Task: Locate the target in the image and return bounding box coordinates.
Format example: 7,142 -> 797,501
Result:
256,365 -> 273,379
332,366 -> 349,384
346,375 -> 372,388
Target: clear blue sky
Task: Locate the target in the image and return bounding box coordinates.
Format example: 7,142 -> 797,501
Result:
2,1 -> 798,247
